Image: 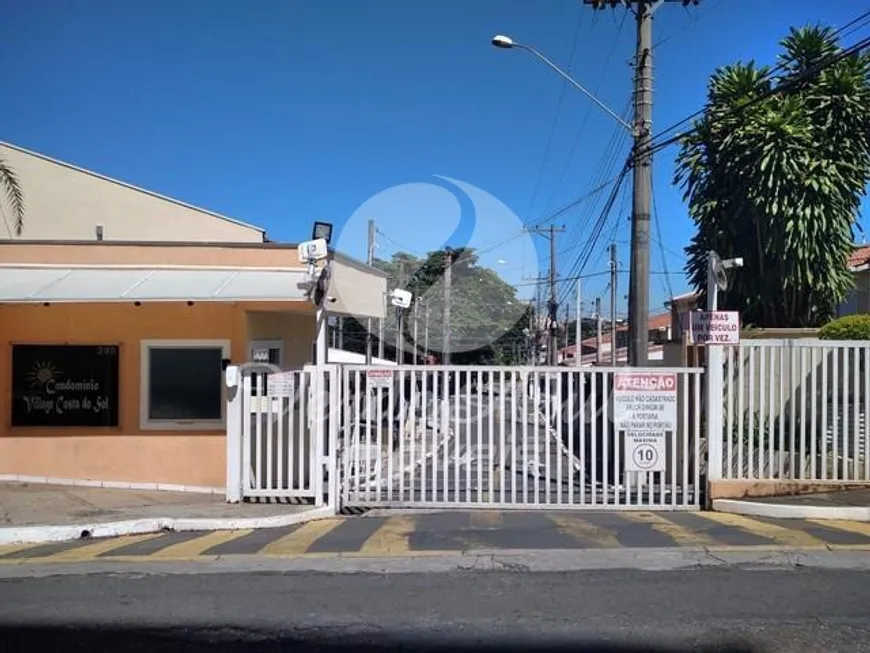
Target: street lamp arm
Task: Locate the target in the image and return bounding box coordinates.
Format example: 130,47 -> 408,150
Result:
514,43 -> 633,133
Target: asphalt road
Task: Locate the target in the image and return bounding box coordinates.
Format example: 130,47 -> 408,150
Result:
2,567 -> 870,652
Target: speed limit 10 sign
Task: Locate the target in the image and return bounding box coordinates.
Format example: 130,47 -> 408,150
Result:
625,432 -> 666,473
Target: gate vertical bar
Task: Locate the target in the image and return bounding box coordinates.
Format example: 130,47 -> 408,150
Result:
706,341 -> 725,486
225,366 -> 243,503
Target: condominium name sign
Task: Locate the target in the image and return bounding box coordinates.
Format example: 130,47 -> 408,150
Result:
614,372 -> 677,473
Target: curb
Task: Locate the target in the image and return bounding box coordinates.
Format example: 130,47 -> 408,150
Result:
0,506 -> 336,546
4,546 -> 870,578
712,498 -> 870,522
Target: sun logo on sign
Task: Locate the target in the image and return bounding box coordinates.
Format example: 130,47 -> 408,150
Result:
25,361 -> 61,388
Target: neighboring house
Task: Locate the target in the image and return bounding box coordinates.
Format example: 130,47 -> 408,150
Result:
0,142 -> 386,492
559,313 -> 672,365
838,244 -> 870,316
664,244 -> 870,322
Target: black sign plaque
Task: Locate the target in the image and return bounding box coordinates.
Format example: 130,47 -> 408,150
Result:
11,344 -> 120,427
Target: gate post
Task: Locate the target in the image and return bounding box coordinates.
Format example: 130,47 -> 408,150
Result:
225,365 -> 243,503
706,345 -> 724,484
327,365 -> 340,513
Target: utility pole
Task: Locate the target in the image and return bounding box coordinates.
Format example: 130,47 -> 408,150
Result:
595,296 -> 603,364
628,0 -> 654,367
582,0 -> 695,365
610,243 -> 618,365
366,219 -> 376,364
528,225 -> 565,366
396,260 -> 406,364
574,279 -> 582,365
563,305 -> 570,351
413,300 -> 420,364
442,249 -> 452,365
424,301 -> 430,359
395,307 -> 404,364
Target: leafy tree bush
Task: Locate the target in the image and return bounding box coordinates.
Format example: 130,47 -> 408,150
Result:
818,314 -> 870,340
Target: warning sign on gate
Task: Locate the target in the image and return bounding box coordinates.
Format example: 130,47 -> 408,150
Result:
614,372 -> 677,473
366,369 -> 394,390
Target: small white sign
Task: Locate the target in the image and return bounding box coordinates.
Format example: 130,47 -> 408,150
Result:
625,432 -> 667,472
614,372 -> 677,433
267,372 -> 296,397
367,369 -> 394,389
685,310 -> 740,345
252,348 -> 270,363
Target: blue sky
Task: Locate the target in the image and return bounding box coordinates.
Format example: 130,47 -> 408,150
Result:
1,0 -> 866,319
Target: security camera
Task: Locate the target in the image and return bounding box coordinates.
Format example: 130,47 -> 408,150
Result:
390,288 -> 413,309
298,238 -> 329,264
325,296 -> 338,303
722,257 -> 744,269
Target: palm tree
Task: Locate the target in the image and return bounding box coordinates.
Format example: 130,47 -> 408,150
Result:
0,156 -> 24,235
675,25 -> 870,328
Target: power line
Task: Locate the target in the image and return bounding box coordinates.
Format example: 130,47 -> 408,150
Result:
537,10 -> 630,220
524,8 -> 586,222
650,163 -> 674,301
652,0 -> 728,49
647,19 -> 870,154
557,160 -> 632,306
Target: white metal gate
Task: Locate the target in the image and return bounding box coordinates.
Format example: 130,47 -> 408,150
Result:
227,365 -> 338,507
336,365 -> 704,511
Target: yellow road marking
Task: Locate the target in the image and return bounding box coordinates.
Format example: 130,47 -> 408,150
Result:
621,512 -> 718,548
0,543 -> 43,558
695,512 -> 829,548
42,534 -> 164,562
149,530 -> 253,559
469,511 -> 502,529
358,516 -> 415,555
548,514 -> 622,548
260,518 -> 344,556
808,519 -> 870,539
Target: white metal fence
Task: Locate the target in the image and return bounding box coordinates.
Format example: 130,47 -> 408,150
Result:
337,365 -> 703,510
720,340 -> 870,482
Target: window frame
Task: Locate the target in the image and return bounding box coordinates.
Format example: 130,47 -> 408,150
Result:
139,339 -> 230,431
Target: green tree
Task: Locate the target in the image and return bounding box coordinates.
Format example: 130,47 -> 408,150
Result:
0,157 -> 24,235
675,26 -> 870,327
342,248 -> 532,364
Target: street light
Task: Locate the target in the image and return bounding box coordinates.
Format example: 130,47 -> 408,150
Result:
490,34 -> 633,132
491,34 -> 514,49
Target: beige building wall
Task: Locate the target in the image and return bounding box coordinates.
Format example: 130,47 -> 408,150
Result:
328,254 -> 388,320
0,143 -> 264,243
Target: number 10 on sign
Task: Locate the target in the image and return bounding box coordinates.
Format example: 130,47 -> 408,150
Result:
625,432 -> 667,473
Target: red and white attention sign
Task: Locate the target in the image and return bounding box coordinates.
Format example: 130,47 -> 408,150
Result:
613,372 -> 677,432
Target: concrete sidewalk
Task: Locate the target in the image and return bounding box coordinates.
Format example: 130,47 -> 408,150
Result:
0,482 -> 329,545
713,489 -> 870,521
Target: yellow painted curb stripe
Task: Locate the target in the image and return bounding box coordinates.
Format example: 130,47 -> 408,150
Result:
694,512 -> 829,547
43,533 -> 164,561
260,519 -> 343,556
621,512 -> 719,547
808,519 -> 870,539
548,514 -> 622,548
358,516 -> 415,555
150,529 -> 254,559
0,543 -> 44,558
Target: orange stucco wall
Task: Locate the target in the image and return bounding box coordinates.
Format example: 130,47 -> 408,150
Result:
0,301 -> 313,488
